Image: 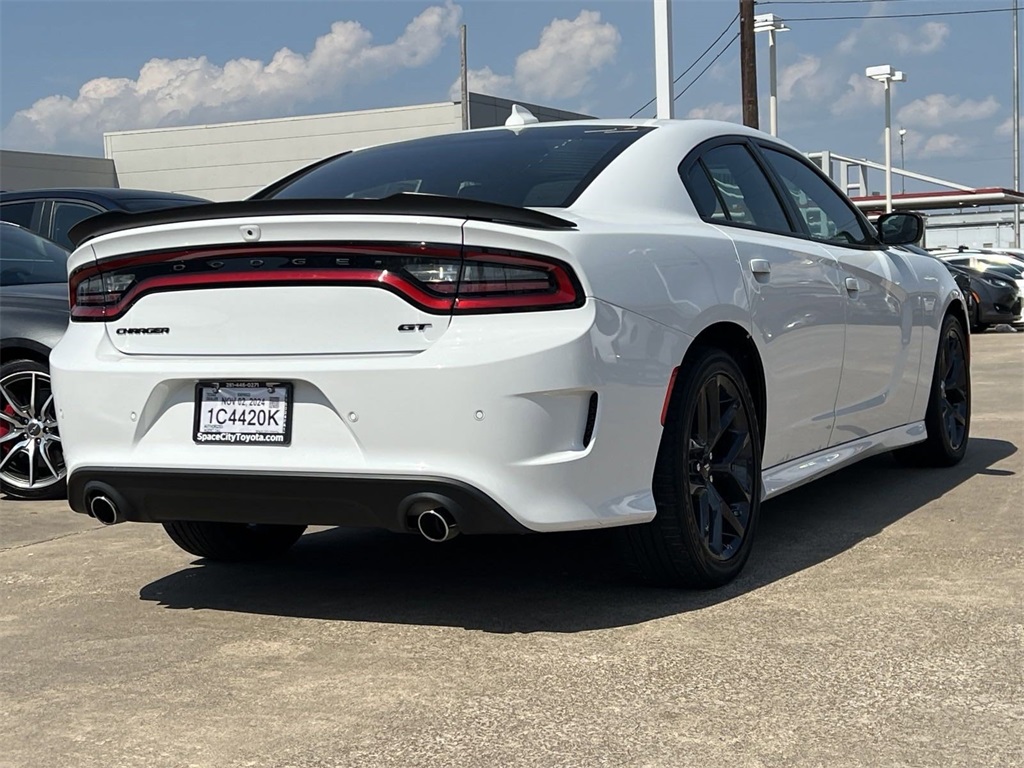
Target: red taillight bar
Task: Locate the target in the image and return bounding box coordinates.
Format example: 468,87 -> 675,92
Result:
69,242 -> 584,320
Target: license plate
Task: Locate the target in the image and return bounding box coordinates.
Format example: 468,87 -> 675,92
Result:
193,381 -> 292,446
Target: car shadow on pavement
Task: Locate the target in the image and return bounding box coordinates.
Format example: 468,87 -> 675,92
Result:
140,437 -> 1016,633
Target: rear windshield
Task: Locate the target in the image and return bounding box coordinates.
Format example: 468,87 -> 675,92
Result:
266,125 -> 652,208
119,197 -> 206,213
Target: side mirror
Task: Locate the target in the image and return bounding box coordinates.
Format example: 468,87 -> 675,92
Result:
877,211 -> 924,246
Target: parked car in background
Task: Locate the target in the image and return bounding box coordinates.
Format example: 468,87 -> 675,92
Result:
902,245 -> 1022,332
0,222 -> 70,500
0,188 -> 208,250
52,117 -> 970,588
994,248 -> 1024,262
936,249 -> 1024,296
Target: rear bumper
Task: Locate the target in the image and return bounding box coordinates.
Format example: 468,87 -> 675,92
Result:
51,300 -> 693,532
69,467 -> 528,534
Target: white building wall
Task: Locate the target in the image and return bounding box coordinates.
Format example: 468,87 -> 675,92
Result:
104,102 -> 464,202
924,209 -> 1017,250
0,150 -> 117,191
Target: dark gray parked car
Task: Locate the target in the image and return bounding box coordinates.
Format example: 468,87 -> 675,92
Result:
0,222 -> 70,499
0,187 -> 208,250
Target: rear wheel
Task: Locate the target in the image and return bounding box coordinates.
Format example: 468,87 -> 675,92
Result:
623,347 -> 762,588
0,359 -> 66,501
896,313 -> 970,466
162,521 -> 306,562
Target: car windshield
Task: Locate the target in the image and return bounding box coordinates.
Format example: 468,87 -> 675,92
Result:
265,125 -> 653,208
0,225 -> 70,286
988,264 -> 1024,279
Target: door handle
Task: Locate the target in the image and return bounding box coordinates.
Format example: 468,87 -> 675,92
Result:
749,259 -> 771,276
845,277 -> 860,293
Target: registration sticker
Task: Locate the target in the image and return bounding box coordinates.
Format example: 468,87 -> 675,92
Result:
193,381 -> 293,446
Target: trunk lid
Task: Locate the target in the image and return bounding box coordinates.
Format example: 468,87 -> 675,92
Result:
81,215 -> 467,356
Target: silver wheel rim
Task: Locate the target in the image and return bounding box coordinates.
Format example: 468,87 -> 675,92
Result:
0,370 -> 66,491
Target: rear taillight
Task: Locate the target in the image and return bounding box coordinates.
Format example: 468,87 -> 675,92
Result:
69,243 -> 583,321
454,251 -> 581,312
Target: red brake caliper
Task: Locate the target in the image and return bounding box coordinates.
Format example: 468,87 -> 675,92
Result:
0,403 -> 15,456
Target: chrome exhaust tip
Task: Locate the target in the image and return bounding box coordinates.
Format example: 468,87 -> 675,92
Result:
416,508 -> 459,543
88,494 -> 124,526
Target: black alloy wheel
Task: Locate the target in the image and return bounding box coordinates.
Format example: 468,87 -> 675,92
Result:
623,347 -> 762,588
686,370 -> 756,561
896,313 -> 970,467
937,318 -> 970,453
0,360 -> 67,500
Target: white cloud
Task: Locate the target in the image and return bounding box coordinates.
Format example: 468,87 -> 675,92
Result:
452,66 -> 515,100
919,133 -> 971,158
831,73 -> 886,116
515,11 -> 619,101
452,10 -> 619,103
3,2 -> 462,152
778,55 -> 825,103
836,27 -> 864,57
686,102 -> 741,122
996,115 -> 1020,137
897,94 -> 1000,128
893,22 -> 950,55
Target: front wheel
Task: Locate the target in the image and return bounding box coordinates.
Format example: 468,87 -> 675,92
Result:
162,521 -> 307,562
896,313 -> 970,466
622,347 -> 762,588
0,359 -> 67,500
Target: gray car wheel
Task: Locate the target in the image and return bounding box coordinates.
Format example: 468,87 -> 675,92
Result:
0,359 -> 67,500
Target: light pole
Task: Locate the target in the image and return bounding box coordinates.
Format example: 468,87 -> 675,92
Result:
755,13 -> 789,137
866,65 -> 907,213
653,0 -> 675,119
898,127 -> 907,194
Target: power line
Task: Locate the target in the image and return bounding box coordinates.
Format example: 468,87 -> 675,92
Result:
766,0 -> 919,5
630,12 -> 740,118
782,7 -> 1014,21
676,34 -> 741,102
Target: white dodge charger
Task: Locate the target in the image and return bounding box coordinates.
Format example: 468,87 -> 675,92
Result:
50,117 -> 970,587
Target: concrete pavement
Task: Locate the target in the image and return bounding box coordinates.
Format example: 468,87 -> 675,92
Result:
2,333 -> 1021,767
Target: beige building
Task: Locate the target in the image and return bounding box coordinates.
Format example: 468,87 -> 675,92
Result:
103,94 -> 589,201
0,149 -> 116,191
1,95 -> 588,201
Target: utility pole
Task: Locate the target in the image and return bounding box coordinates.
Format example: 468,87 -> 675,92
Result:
740,0 -> 758,128
1014,0 -> 1020,245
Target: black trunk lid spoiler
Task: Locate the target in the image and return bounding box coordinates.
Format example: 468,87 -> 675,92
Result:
68,193 -> 577,248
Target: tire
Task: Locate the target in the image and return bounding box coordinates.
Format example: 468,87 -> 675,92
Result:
162,521 -> 307,562
0,359 -> 67,501
895,313 -> 970,467
622,347 -> 762,588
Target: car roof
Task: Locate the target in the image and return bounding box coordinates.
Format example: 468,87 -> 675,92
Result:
0,188 -> 209,206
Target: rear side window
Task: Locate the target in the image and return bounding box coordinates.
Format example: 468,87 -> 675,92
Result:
760,148 -> 872,246
0,201 -> 37,230
698,144 -> 791,233
684,163 -> 728,221
0,225 -> 69,286
267,126 -> 653,208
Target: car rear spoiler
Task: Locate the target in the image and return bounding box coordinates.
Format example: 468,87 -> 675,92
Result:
68,193 -> 577,247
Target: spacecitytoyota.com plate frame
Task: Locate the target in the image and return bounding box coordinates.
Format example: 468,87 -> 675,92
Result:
192,381 -> 294,447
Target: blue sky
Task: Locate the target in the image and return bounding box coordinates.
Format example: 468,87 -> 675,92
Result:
0,0 -> 1019,191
